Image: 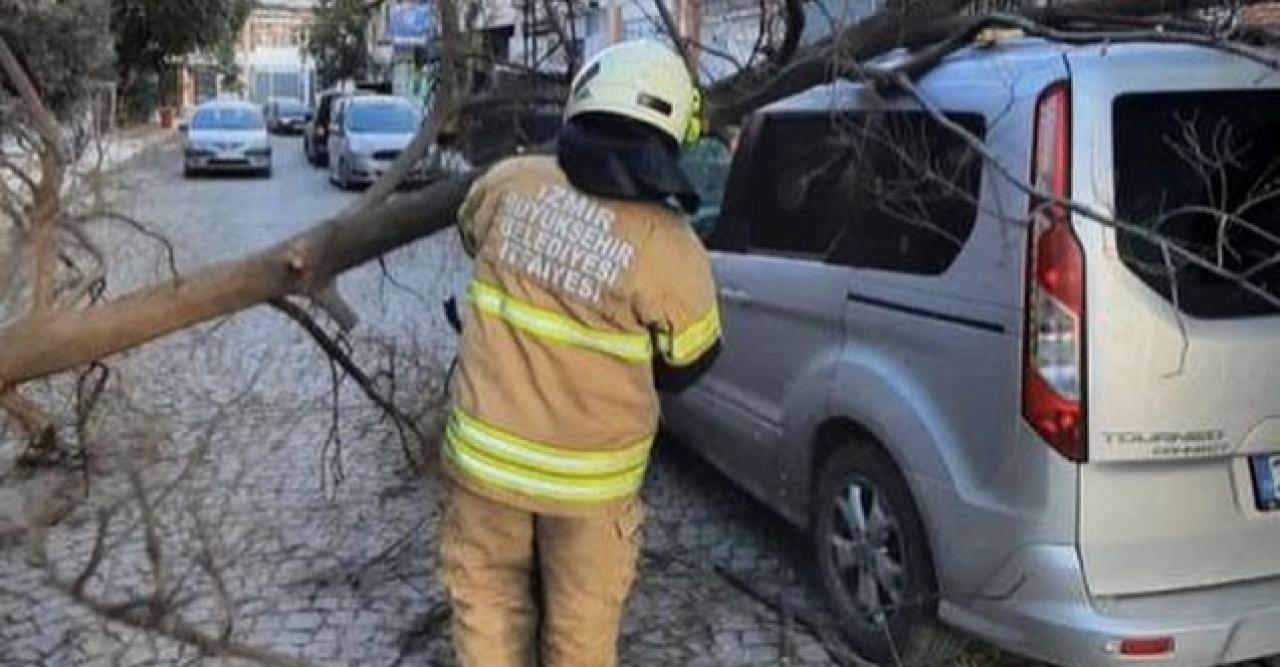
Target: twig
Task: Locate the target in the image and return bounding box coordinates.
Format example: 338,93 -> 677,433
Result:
48,579 -> 312,667
1160,241 -> 1193,378
713,564 -> 874,667
70,509 -> 111,595
68,210 -> 181,282
286,520 -> 425,589
128,467 -> 169,618
270,298 -> 428,470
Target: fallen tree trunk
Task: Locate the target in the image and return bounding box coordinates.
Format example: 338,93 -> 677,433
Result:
0,176 -> 475,390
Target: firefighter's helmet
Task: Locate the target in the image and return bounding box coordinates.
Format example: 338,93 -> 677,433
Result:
564,40 -> 702,146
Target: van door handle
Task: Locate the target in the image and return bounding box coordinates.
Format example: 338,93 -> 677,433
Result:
719,287 -> 753,305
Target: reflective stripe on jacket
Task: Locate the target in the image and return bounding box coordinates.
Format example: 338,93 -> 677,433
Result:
447,156 -> 720,516
445,407 -> 650,504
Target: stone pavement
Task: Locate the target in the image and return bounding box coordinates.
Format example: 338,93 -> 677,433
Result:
0,140 -> 847,667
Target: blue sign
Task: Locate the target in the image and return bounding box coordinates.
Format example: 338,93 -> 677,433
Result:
389,3 -> 432,46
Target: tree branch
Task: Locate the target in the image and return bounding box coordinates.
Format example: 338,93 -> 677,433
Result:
270,297 -> 429,469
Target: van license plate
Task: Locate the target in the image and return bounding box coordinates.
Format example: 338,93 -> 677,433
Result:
1251,454 -> 1280,511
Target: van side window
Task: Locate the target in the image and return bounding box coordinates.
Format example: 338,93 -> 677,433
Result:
680,137 -> 734,240
744,111 -> 985,275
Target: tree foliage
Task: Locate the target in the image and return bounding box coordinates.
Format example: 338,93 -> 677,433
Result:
0,0 -> 114,122
110,0 -> 255,76
308,0 -> 372,88
109,0 -> 254,114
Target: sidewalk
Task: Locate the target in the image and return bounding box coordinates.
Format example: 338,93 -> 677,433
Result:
0,124 -> 174,195
82,124 -> 176,173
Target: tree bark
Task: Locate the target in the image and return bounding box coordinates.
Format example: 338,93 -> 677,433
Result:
0,33 -> 64,316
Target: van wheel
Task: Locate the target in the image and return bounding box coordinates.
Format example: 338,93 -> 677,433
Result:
813,443 -> 963,666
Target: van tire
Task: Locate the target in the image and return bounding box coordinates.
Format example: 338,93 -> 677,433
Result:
813,443 -> 963,666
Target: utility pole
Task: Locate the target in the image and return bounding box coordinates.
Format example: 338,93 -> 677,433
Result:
608,0 -> 622,44
678,0 -> 700,73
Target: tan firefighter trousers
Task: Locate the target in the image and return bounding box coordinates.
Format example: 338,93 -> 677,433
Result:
439,482 -> 644,667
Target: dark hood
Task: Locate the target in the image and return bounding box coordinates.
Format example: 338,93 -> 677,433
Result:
556,114 -> 700,214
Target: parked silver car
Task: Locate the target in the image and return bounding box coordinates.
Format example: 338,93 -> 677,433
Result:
326,95 -> 426,189
663,38 -> 1280,666
181,100 -> 272,177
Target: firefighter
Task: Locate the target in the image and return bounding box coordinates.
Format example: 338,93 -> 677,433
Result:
439,39 -> 721,667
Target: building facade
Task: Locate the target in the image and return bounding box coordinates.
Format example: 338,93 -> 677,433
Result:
455,0 -> 883,83
366,1 -> 436,104
239,0 -> 319,104
354,0 -> 886,111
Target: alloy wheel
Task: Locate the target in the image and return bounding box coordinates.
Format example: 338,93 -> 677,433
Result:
828,476 -> 907,627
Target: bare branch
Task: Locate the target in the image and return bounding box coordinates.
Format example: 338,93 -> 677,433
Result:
0,35 -> 63,156
1,388 -> 57,460
270,297 -> 429,470
652,0 -> 699,80
47,580 -> 312,667
68,210 -> 181,282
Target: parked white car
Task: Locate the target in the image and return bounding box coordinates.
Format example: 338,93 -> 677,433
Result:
326,95 -> 426,189
181,100 -> 272,178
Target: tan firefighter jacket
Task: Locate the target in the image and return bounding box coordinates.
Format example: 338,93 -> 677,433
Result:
445,155 -> 720,517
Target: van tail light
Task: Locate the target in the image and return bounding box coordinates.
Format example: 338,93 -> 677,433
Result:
1022,82 -> 1087,462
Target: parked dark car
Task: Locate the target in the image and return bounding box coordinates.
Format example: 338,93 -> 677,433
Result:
304,90 -> 345,167
264,97 -> 307,134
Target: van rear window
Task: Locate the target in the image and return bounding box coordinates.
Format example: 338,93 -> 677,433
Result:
1114,91 -> 1280,318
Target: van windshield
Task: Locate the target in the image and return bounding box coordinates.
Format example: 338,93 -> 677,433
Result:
1114,91 -> 1280,318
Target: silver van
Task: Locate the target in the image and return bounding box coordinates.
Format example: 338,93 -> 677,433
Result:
662,38 -> 1280,666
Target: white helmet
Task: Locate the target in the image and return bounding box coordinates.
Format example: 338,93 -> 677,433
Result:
564,40 -> 702,146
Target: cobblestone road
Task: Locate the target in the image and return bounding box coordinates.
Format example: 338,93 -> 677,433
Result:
0,137 -> 852,666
